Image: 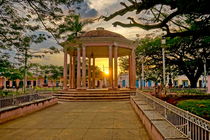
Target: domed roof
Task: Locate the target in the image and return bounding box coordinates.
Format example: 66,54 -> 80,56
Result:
80,27 -> 126,39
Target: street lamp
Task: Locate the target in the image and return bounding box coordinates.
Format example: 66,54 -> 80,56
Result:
161,37 -> 166,94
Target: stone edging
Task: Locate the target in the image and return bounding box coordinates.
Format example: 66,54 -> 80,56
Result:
0,96 -> 58,124
130,96 -> 190,140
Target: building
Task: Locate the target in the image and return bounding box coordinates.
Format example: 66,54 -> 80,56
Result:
118,74 -> 209,89
0,76 -> 62,89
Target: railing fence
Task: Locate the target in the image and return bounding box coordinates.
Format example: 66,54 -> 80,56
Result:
0,94 -> 45,108
137,91 -> 210,140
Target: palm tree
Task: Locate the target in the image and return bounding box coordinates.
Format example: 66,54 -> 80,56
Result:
58,14 -> 92,41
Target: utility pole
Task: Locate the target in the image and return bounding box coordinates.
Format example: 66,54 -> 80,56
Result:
23,47 -> 28,94
141,63 -> 144,89
161,37 -> 166,94
203,57 -> 207,88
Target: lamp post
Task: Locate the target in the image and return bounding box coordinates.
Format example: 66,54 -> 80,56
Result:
161,37 -> 166,94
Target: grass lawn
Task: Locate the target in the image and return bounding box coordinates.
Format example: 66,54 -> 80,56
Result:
176,99 -> 210,120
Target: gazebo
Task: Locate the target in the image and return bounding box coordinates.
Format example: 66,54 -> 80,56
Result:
62,27 -> 137,91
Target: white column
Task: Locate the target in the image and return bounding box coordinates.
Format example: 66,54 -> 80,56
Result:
82,45 -> 86,88
77,48 -> 81,89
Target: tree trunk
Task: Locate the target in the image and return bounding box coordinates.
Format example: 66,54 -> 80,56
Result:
189,77 -> 198,88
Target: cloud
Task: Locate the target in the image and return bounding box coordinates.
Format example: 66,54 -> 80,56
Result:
31,1 -> 162,67
87,0 -> 123,14
72,1 -> 98,18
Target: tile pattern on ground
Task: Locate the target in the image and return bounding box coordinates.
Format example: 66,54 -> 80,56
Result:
0,101 -> 150,140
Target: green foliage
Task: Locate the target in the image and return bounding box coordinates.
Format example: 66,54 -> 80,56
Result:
119,56 -> 129,73
0,55 -> 12,77
131,35 -> 210,87
39,65 -> 63,80
0,0 -> 83,58
57,14 -> 92,42
177,99 -> 210,120
170,89 -> 206,95
104,0 -> 210,38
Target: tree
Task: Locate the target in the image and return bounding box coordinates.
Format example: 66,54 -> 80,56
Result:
103,0 -> 210,38
40,65 -> 63,87
166,36 -> 210,88
0,0 -> 82,51
133,37 -> 210,88
58,14 -> 90,41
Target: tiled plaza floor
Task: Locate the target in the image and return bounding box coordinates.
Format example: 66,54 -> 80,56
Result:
0,101 -> 151,140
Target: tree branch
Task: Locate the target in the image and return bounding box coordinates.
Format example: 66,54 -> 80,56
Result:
164,26 -> 210,37
103,2 -> 138,21
27,0 -> 60,45
112,10 -> 179,31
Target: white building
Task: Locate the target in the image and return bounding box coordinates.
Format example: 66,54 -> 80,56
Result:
118,73 -> 209,89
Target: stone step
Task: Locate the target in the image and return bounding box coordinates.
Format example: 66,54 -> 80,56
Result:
60,91 -> 133,94
54,90 -> 133,101
58,98 -> 129,102
58,96 -> 130,100
54,93 -> 130,97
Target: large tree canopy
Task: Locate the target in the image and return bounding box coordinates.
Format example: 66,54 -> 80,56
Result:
103,0 -> 210,38
135,36 -> 210,88
0,0 -> 83,51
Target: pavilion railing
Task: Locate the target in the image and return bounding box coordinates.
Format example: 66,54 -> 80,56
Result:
136,91 -> 210,140
0,94 -> 46,108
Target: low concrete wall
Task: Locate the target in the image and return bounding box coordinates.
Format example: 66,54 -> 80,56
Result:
0,97 -> 58,124
130,97 -> 189,140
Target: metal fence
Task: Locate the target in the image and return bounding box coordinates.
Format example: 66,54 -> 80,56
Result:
0,94 -> 46,108
137,91 -> 210,140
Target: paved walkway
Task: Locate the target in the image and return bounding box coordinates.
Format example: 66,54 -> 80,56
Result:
0,101 -> 150,140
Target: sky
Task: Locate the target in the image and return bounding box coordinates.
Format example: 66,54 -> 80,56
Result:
31,0 -> 160,72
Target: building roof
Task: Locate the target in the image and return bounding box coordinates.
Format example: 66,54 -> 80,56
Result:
80,27 -> 126,39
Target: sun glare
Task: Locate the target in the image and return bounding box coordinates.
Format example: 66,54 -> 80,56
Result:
104,71 -> 109,75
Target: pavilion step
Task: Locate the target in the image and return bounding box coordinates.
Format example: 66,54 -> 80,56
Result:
57,96 -> 130,99
60,91 -> 133,94
54,93 -> 130,97
57,96 -> 130,101
58,98 -> 129,102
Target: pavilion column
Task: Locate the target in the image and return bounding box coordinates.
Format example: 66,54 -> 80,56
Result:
129,55 -> 132,88
114,46 -> 118,89
82,45 -> 86,89
77,47 -> 81,89
63,49 -> 68,90
130,48 -> 136,89
72,56 -> 75,88
88,57 -> 91,89
109,45 -> 113,89
69,54 -> 72,88
92,55 -> 96,89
